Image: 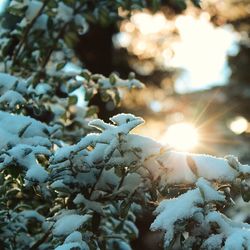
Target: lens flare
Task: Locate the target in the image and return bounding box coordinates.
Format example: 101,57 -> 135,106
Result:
163,123 -> 199,151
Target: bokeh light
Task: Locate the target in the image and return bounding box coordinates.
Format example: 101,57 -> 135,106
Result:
229,116 -> 248,134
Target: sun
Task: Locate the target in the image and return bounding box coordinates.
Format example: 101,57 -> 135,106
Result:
163,122 -> 199,151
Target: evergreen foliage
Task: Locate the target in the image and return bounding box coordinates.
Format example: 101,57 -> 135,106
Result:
2,1 -> 250,250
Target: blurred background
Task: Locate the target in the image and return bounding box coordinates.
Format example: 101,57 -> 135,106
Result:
73,0 -> 250,161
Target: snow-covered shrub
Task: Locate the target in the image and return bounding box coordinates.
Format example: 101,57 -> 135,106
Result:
1,1 -> 250,250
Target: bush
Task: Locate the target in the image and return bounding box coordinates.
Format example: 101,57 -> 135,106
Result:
1,1 -> 250,249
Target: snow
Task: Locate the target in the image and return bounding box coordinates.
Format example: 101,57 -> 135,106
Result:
0,111 -> 53,183
206,211 -> 250,249
196,177 -> 225,202
201,234 -> 224,249
0,111 -> 52,139
74,14 -> 89,35
88,119 -> 114,132
26,166 -> 48,183
95,169 -> 119,191
55,231 -> 90,250
110,113 -> 143,125
227,196 -> 250,222
0,90 -> 25,108
192,154 -> 238,181
51,179 -> 68,190
151,178 -> 226,247
64,231 -> 82,243
25,0 -> 43,21
120,173 -> 142,193
73,194 -> 104,215
98,76 -> 144,90
152,151 -> 250,185
53,214 -> 90,236
150,188 -> 203,247
35,83 -> 52,95
33,14 -> 48,30
56,2 -> 73,22
1,3 -> 250,248
51,114 -> 149,177
55,242 -> 89,250
0,73 -> 27,94
154,151 -> 197,184
20,210 -> 45,222
52,144 -> 77,163
151,174 -> 250,248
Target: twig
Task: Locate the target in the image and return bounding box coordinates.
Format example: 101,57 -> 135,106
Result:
40,22 -> 69,69
88,165 -> 105,199
12,0 -> 49,64
29,226 -> 52,250
39,2 -> 86,70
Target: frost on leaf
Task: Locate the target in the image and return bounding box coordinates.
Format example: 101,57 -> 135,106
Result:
25,0 -> 43,21
151,151 -> 250,185
205,211 -> 250,249
0,73 -> 27,94
55,242 -> 89,250
50,113 -> 159,197
0,111 -> 54,183
150,178 -> 226,248
73,194 -> 104,215
150,188 -> 203,247
196,178 -> 225,202
55,230 -> 89,250
53,213 -> 90,236
0,90 -> 25,108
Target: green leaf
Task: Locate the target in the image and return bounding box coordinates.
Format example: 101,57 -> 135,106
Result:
64,31 -> 79,48
56,62 -> 66,71
68,95 -> 78,106
114,166 -> 124,177
86,106 -> 98,117
170,0 -> 187,11
191,0 -> 201,8
7,4 -> 28,17
18,122 -> 32,137
6,188 -> 20,198
84,88 -> 94,101
84,13 -> 97,23
119,200 -> 131,219
241,181 -> 250,202
109,73 -> 117,85
98,6 -> 110,27
151,0 -> 160,12
6,165 -> 22,179
113,90 -> 121,106
100,91 -> 110,102
23,148 -> 32,157
68,82 -> 82,93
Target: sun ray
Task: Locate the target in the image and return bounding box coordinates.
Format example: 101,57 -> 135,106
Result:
193,88 -> 222,126
195,103 -> 238,130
